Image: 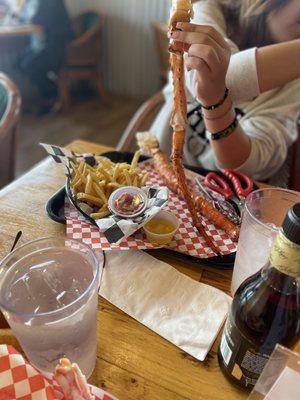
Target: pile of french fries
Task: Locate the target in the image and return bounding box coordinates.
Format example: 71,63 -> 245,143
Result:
70,151 -> 148,220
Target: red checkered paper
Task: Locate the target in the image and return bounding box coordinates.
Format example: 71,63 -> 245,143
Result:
66,160 -> 237,259
0,345 -> 117,400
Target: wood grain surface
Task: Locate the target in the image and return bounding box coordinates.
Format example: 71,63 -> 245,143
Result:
0,140 -> 298,400
0,24 -> 42,37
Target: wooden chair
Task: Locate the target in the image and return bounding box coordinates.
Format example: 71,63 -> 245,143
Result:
117,91 -> 165,152
58,11 -> 107,111
0,73 -> 21,189
152,21 -> 169,86
288,123 -> 300,191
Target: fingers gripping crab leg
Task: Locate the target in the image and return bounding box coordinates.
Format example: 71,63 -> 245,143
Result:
169,1 -> 219,253
169,0 -> 194,32
54,358 -> 95,400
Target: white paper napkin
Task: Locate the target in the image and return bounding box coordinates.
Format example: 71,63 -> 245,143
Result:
99,250 -> 231,361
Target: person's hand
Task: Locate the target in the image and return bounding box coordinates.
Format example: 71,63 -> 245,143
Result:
170,23 -> 231,106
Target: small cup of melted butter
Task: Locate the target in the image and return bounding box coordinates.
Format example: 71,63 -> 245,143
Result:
143,210 -> 179,245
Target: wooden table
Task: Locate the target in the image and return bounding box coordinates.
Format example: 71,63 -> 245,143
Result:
0,23 -> 43,79
0,140 -> 287,400
0,24 -> 42,37
0,23 -> 42,49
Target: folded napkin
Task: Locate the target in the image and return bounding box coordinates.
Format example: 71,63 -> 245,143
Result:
100,250 -> 231,361
0,345 -> 117,400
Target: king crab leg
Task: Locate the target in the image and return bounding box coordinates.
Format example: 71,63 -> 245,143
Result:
136,132 -> 240,241
169,1 -> 219,254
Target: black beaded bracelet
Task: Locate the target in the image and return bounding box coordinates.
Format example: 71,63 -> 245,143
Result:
208,117 -> 238,141
200,87 -> 229,110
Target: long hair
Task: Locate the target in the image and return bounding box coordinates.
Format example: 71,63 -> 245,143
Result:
217,0 -> 290,49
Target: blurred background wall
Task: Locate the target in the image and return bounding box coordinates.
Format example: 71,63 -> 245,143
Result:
65,0 -> 170,98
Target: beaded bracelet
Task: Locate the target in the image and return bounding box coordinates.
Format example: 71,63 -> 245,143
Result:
199,88 -> 229,110
208,117 -> 238,141
202,100 -> 233,121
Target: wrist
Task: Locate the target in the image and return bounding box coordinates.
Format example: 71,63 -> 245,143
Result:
203,101 -> 236,133
197,85 -> 227,107
202,96 -> 233,119
207,117 -> 238,141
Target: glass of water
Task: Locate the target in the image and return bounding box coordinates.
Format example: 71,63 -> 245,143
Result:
231,188 -> 300,295
0,237 -> 103,377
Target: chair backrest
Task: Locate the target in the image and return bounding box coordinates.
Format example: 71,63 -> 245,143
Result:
288,123 -> 300,192
72,11 -> 101,38
67,11 -> 104,67
0,73 -> 21,189
152,21 -> 169,86
117,91 -> 165,152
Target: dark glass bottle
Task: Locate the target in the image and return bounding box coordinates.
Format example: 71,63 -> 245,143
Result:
218,203 -> 300,390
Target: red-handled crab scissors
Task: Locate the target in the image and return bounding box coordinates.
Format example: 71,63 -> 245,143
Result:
204,170 -> 254,214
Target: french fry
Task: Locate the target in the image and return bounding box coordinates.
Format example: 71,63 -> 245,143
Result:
105,187 -> 112,198
73,176 -> 84,190
72,170 -> 80,184
96,179 -> 106,187
140,173 -> 149,187
98,167 -> 113,182
70,161 -> 78,174
119,175 -> 126,185
85,170 -> 99,181
118,163 -> 131,170
113,164 -> 120,181
99,204 -> 109,212
78,160 -> 85,174
123,170 -> 132,186
90,210 -> 111,219
85,163 -> 96,172
92,183 -> 107,204
130,150 -> 141,171
132,175 -> 138,187
107,182 -> 123,189
77,193 -> 103,207
78,172 -> 87,184
82,163 -> 87,177
85,174 -> 93,195
97,157 -> 114,169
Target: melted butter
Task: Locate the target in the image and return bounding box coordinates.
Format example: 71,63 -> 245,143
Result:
145,218 -> 176,235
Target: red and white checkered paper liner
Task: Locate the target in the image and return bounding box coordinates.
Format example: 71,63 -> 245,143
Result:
0,345 -> 117,400
65,160 -> 237,259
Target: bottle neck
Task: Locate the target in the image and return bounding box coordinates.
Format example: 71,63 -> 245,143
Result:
269,230 -> 300,278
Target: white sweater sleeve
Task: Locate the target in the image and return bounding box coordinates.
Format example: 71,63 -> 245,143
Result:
217,79 -> 300,180
185,0 -> 260,102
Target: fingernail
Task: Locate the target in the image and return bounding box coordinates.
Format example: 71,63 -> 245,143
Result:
176,22 -> 182,29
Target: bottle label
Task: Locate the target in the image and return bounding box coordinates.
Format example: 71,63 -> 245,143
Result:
220,316 -> 270,388
270,231 -> 300,277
